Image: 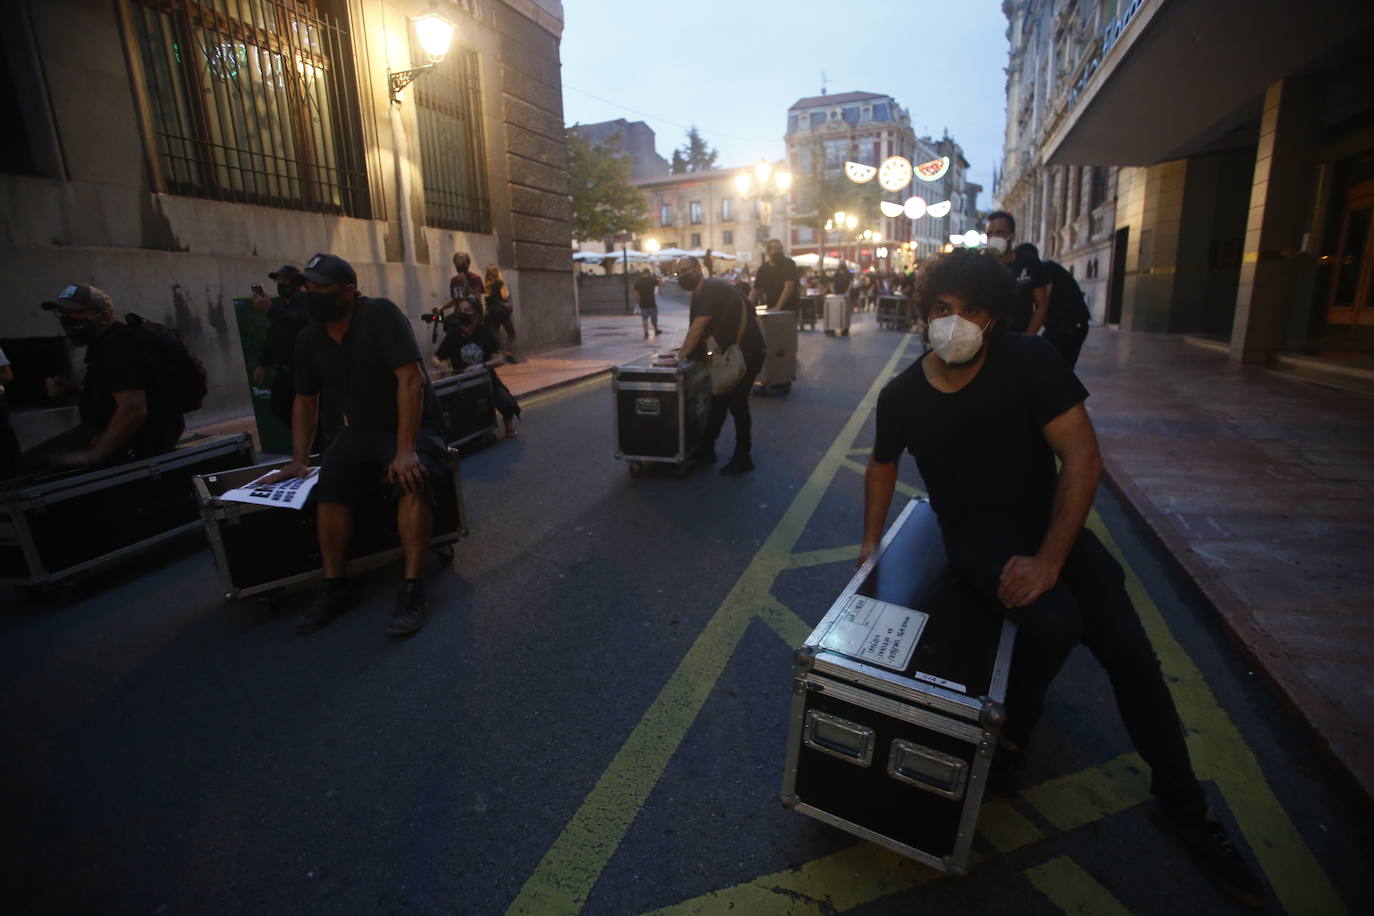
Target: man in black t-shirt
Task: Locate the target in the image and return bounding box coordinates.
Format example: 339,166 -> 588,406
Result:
633,268 -> 661,338
20,283 -> 184,472
986,211 -> 1050,334
1014,243 -> 1092,368
434,300 -> 521,434
263,253 -> 449,638
251,265 -> 312,429
860,248 -> 1264,909
675,257 -> 765,476
751,239 -> 799,311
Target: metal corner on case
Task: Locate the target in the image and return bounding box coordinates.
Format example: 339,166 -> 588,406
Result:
978,697 -> 1006,729
793,644 -> 816,673
779,792 -> 799,809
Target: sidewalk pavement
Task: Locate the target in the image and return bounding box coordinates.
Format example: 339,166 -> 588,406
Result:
195,310 -> 1374,799
1076,328 -> 1374,800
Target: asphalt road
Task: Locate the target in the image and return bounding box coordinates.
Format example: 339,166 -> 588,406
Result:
2,307 -> 1369,915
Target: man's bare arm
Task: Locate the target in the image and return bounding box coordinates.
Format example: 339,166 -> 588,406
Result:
860,455 -> 900,565
997,403 -> 1101,607
1026,284 -> 1052,335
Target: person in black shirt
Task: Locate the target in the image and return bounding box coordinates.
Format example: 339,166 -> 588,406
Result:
675,257 -> 765,476
633,268 -> 661,338
861,248 -> 1264,908
751,239 -> 799,311
19,283 -> 184,472
251,265 -> 312,429
434,299 -> 521,437
1014,243 -> 1092,368
263,253 -> 449,638
831,260 -> 853,294
986,211 -> 1050,334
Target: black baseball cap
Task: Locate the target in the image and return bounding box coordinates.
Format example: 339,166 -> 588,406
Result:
300,253 -> 357,287
268,265 -> 301,281
41,283 -> 114,313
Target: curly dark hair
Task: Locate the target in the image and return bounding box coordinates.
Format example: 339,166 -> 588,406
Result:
914,248 -> 1017,333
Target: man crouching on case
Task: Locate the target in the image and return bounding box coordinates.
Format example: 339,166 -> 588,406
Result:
860,248 -> 1265,908
262,253 -> 449,638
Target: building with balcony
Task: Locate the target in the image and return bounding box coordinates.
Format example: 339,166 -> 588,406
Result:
0,0 -> 572,445
632,162 -> 791,269
1000,0 -> 1374,368
784,91 -> 982,267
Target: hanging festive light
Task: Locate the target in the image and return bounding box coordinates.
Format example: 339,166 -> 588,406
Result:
962,230 -> 982,248
915,156 -> 951,182
844,161 -> 877,183
879,200 -> 905,218
903,196 -> 927,220
926,200 -> 952,218
877,156 -> 913,192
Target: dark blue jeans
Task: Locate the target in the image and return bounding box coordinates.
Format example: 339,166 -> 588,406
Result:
944,524 -> 1206,816
705,351 -> 764,460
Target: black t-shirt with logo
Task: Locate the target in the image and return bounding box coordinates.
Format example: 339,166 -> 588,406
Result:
873,334 -> 1088,537
294,296 -> 440,432
634,274 -> 658,309
687,278 -> 765,360
755,257 -> 800,308
436,324 -> 500,370
1041,259 -> 1091,332
1007,250 -> 1051,333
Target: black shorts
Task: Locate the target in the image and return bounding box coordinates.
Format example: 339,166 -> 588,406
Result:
315,427 -> 450,509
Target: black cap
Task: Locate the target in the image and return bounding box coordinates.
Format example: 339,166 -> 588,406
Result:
268,265 -> 301,281
41,283 -> 114,313
301,253 -> 357,287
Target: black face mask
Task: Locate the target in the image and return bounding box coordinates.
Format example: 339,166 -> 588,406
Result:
678,272 -> 702,292
306,290 -> 348,322
60,315 -> 102,346
458,312 -> 477,328
768,251 -> 783,264
277,283 -> 297,299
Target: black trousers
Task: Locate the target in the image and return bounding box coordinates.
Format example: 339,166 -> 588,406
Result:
944,524 -> 1205,816
1044,323 -> 1089,369
704,351 -> 764,459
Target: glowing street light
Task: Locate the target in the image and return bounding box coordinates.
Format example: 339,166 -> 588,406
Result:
389,6 -> 456,101
643,238 -> 661,253
734,173 -> 751,194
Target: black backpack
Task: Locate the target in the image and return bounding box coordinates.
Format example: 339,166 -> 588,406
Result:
125,313 -> 209,414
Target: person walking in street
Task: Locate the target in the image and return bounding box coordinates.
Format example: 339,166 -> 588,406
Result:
434,297 -> 521,439
675,256 -> 765,476
703,249 -> 715,278
20,284 -> 188,472
860,248 -> 1265,909
444,252 -> 485,317
262,253 -> 451,638
634,268 -> 661,338
752,239 -> 799,312
483,263 -> 519,363
985,210 -> 1051,334
1013,243 -> 1092,368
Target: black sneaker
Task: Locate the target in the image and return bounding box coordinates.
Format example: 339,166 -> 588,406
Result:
387,580 -> 428,637
296,581 -> 352,635
1157,807 -> 1266,909
719,455 -> 754,476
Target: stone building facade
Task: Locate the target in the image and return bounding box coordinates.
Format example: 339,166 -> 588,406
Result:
0,0 -> 572,446
1000,0 -> 1374,367
632,164 -> 791,268
571,119 -> 669,181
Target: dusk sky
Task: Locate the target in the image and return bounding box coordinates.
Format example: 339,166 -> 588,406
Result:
560,0 -> 1010,203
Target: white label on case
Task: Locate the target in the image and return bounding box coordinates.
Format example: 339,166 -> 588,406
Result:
818,595 -> 928,672
911,671 -> 967,694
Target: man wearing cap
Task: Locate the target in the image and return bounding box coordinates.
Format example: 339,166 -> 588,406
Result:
19,284 -> 184,471
250,265 -> 312,430
262,253 -> 449,637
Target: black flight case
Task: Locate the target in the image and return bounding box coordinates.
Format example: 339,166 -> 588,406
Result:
193,450 -> 467,602
0,433 -> 256,591
781,498 -> 1016,875
611,354 -> 710,475
432,367 -> 499,451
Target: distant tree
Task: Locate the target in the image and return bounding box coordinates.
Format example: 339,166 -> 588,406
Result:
798,143 -> 884,258
567,127 -> 648,242
671,126 -> 718,174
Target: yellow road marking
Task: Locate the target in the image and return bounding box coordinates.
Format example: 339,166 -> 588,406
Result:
754,597 -> 814,649
976,799 -> 1044,854
1022,753 -> 1151,832
1024,857 -> 1133,916
1086,513 -> 1346,916
504,333 -> 917,915
837,457 -> 925,499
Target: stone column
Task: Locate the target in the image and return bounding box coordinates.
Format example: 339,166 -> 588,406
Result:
1230,77 -> 1323,364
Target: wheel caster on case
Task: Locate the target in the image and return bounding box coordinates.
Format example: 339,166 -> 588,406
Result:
628,460 -> 644,476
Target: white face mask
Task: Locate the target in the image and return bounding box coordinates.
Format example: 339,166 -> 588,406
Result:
983,235 -> 1009,254
928,314 -> 989,365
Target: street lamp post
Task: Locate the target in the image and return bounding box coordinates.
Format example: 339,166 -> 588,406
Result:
736,159 -> 792,265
